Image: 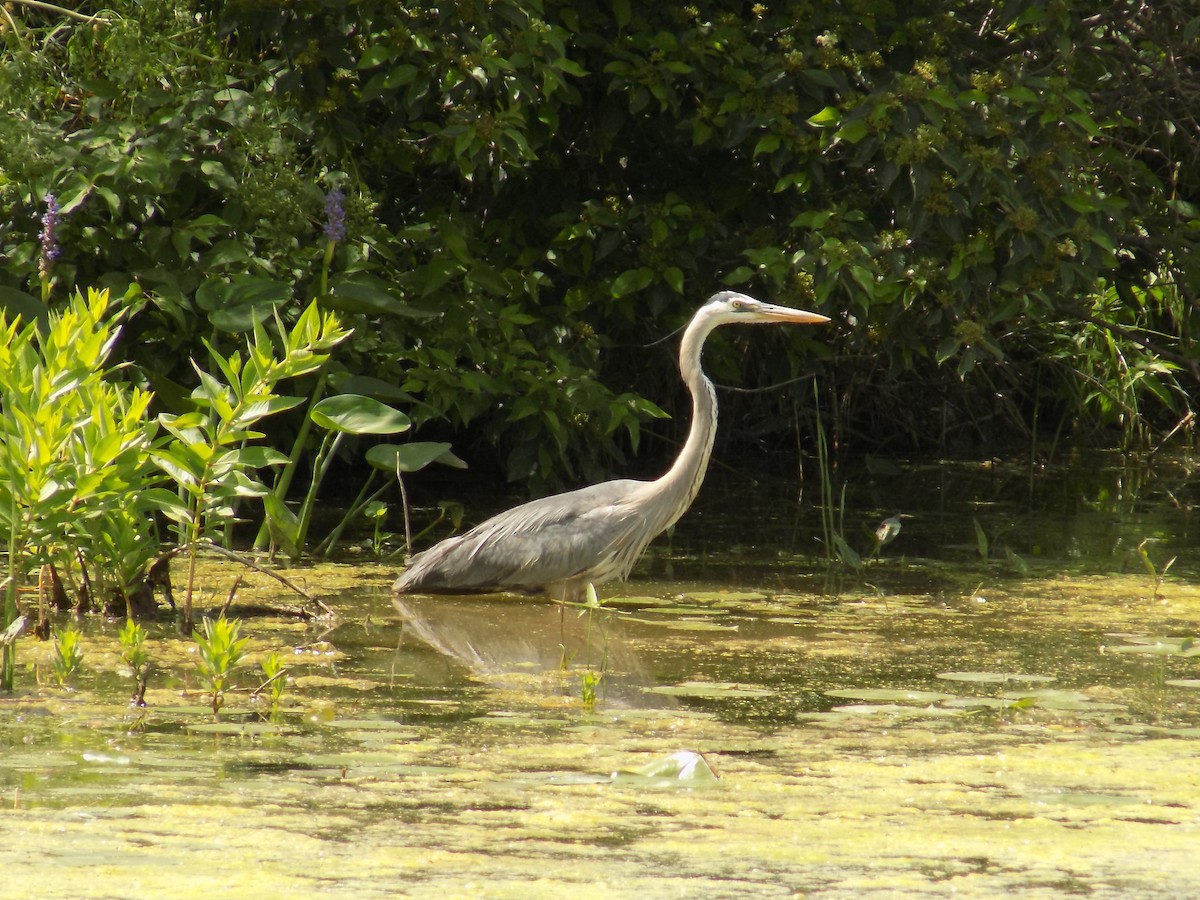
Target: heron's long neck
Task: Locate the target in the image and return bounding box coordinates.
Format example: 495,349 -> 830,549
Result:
652,316 -> 719,529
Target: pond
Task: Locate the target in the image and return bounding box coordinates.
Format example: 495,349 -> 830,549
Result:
2,453 -> 1198,897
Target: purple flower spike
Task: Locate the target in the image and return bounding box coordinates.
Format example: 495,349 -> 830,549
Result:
39,192 -> 61,279
323,188 -> 346,243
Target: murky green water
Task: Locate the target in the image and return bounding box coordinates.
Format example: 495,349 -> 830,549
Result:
2,455 -> 1198,897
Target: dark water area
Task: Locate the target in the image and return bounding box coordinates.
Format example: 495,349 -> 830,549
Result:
2,452 -> 1199,897
673,448 -> 1198,579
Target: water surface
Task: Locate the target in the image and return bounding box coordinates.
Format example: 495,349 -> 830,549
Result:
2,455 -> 1198,897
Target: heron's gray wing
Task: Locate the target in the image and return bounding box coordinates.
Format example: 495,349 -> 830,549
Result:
394,479 -> 650,594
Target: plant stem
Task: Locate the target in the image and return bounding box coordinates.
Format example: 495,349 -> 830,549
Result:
254,371 -> 327,551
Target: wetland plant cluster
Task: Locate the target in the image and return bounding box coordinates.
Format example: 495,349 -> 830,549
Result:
0,282 -> 455,694
47,610 -> 286,720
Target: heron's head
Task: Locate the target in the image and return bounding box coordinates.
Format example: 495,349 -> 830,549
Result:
702,291 -> 829,328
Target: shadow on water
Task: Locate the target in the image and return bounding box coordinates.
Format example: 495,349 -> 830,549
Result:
2,451 -> 1200,897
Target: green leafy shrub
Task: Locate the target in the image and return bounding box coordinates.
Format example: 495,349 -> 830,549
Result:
2,0 -> 1196,492
0,288 -> 164,686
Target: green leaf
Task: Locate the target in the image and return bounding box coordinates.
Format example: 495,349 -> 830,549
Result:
262,493 -> 301,557
310,394 -> 411,434
973,518 -> 989,560
327,280 -> 435,318
609,267 -> 655,298
806,105 -> 841,127
625,751 -> 718,783
0,287 -> 46,327
753,133 -> 781,156
835,119 -> 870,144
366,441 -> 462,473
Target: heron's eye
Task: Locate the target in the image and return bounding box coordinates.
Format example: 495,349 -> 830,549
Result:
731,299 -> 746,311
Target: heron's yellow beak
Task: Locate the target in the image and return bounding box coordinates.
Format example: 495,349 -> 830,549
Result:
758,304 -> 830,325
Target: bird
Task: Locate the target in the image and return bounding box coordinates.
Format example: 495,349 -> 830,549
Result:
392,291 -> 829,601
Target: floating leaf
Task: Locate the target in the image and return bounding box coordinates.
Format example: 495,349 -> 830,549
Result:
940,696 -> 1024,709
661,621 -> 740,632
937,671 -> 1057,684
617,750 -> 719,783
999,689 -> 1124,711
681,591 -> 767,603
824,688 -> 955,704
648,681 -> 773,699
185,721 -> 285,736
829,703 -> 962,718
1109,638 -> 1200,657
599,595 -> 673,608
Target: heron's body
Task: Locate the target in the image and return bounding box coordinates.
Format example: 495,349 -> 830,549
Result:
392,292 -> 828,601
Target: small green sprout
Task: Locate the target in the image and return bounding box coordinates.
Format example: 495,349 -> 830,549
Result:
580,668 -> 603,709
193,614 -> 248,716
119,618 -> 151,707
258,651 -> 288,708
52,625 -> 83,687
364,500 -> 391,556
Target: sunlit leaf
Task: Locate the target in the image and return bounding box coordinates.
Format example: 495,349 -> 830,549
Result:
310,394 -> 411,434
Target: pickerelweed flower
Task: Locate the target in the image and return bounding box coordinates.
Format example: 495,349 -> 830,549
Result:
323,188 -> 346,243
39,192 -> 61,280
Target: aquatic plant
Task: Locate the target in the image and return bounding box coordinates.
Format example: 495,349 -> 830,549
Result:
319,187 -> 346,297
37,193 -> 60,303
1136,538 -> 1176,600
118,618 -> 151,707
580,667 -> 603,709
813,381 -> 860,572
0,289 -> 162,688
193,614 -> 248,716
578,583 -> 607,709
363,501 -> 391,557
258,651 -> 288,709
51,625 -> 83,687
973,518 -> 990,561
151,301 -> 350,629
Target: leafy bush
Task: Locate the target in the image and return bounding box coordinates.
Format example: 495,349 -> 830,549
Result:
2,0 -> 1196,495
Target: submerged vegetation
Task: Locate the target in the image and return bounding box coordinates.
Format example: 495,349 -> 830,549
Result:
4,508 -> 1200,895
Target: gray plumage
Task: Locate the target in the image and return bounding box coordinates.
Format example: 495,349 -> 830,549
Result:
393,291 -> 828,601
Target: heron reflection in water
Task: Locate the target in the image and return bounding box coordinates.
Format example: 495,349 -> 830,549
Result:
393,291 -> 829,601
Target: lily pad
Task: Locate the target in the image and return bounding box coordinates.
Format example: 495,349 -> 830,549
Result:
626,617 -> 739,632
682,591 -> 768,604
999,688 -> 1125,711
185,721 -> 290,736
615,750 -> 720,784
828,703 -> 963,718
291,674 -> 383,691
824,687 -> 955,704
647,681 -> 774,699
940,696 -> 1026,709
323,717 -> 414,731
661,621 -> 740,632
1109,638 -> 1200,657
601,595 -> 674,608
644,605 -> 730,616
937,671 -> 1057,684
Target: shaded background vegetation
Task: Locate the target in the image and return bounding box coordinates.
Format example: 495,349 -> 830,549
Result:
2,0 -> 1198,494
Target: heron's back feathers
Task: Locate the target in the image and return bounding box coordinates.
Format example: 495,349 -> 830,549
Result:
393,479 -> 659,598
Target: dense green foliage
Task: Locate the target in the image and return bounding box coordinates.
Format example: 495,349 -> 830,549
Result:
2,0 -> 1198,490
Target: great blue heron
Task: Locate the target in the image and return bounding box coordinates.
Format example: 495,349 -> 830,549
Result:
392,291 -> 829,601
